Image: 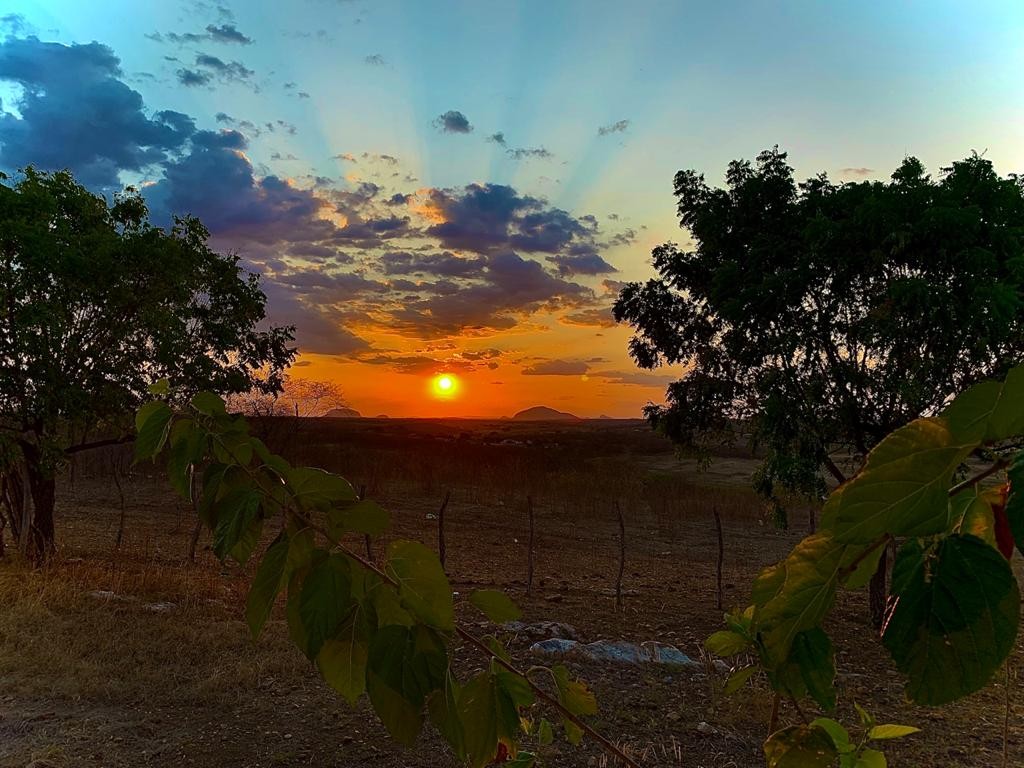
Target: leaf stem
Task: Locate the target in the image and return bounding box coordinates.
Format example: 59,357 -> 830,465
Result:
949,458 -> 1009,497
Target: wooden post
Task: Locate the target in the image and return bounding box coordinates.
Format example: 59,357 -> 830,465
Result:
187,470 -> 201,563
359,484 -> 372,563
526,495 -> 535,596
808,504 -> 816,534
112,461 -> 126,549
615,500 -> 626,608
438,489 -> 451,570
713,507 -> 724,611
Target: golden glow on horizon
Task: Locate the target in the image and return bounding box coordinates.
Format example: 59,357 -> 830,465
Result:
431,373 -> 458,399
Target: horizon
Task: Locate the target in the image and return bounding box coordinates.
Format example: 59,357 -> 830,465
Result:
3,1 -> 1023,417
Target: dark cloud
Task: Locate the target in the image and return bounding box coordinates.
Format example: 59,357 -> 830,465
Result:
597,119 -> 630,136
560,307 -> 615,328
423,183 -> 600,256
362,152 -> 398,165
364,54 -> 385,65
0,37 -> 195,190
0,14 -> 29,35
840,167 -> 874,177
176,67 -> 211,86
192,53 -> 254,82
506,147 -> 552,161
433,110 -> 472,134
547,252 -> 618,277
522,359 -> 589,376
591,370 -> 677,386
205,24 -> 253,44
380,251 -> 485,277
487,132 -> 506,146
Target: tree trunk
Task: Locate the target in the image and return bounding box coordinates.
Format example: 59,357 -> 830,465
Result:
23,457 -> 56,563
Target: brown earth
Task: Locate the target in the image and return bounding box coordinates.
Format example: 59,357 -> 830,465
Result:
0,418 -> 1020,767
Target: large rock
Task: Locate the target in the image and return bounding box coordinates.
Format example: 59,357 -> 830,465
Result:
511,406 -> 579,421
323,407 -> 362,418
529,638 -> 697,667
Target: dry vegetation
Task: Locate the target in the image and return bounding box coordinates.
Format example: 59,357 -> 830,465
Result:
1,418 -> 1021,767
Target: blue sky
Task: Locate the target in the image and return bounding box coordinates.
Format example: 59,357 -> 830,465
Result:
2,1 -> 1023,416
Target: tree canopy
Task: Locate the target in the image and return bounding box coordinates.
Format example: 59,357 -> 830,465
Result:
0,168 -> 295,557
615,148 -> 1024,507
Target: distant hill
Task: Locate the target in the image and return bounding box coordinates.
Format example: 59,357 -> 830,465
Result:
323,407 -> 362,418
512,406 -> 580,421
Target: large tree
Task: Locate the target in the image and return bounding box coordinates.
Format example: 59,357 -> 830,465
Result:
615,148 -> 1024,623
0,168 -> 295,560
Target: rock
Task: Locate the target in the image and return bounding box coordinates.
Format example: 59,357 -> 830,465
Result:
143,601 -> 175,613
711,659 -> 730,674
530,638 -> 698,668
544,594 -> 564,603
697,721 -> 718,734
503,620 -> 579,640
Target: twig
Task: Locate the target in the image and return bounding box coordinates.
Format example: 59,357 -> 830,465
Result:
949,458 -> 1009,497
437,489 -> 450,570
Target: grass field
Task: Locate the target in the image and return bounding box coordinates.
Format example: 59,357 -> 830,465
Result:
0,418 -> 1020,767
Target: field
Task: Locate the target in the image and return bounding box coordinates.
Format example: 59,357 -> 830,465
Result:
0,418 -> 1020,767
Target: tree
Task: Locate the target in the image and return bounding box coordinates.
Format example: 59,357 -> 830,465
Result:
0,168 -> 295,560
230,376 -> 347,420
614,148 -> 1024,624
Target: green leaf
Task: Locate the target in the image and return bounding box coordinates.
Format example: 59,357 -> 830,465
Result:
299,554 -> 355,659
211,488 -> 260,563
245,535 -> 290,639
867,724 -> 920,740
428,670 -> 466,761
854,702 -> 874,729
551,664 -> 596,745
506,752 -> 536,768
822,418 -> 975,543
213,431 -> 253,466
764,724 -> 839,768
458,672 -> 501,768
808,717 -> 851,753
191,391 -> 226,416
147,378 -> 170,396
791,628 -> 836,711
134,401 -> 173,461
854,748 -> 887,768
317,611 -> 369,704
959,492 -> 997,548
882,535 -> 1020,704
385,540 -> 454,631
366,625 -> 447,746
705,629 -> 749,657
326,498 -> 390,538
469,589 -> 521,624
723,666 -> 756,694
167,418 -> 203,499
942,364 -> 1024,443
286,466 -> 356,510
538,718 -> 554,746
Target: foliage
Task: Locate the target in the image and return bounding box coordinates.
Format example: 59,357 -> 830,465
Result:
0,168 -> 294,558
614,148 -> 1024,508
706,364 -> 1024,763
139,387 -> 613,767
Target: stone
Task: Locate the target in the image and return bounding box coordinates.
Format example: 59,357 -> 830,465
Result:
503,620 -> 579,640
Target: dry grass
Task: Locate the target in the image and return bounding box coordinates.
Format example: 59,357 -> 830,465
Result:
1,419 -> 1021,767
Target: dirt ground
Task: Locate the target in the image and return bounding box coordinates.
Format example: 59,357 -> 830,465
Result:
0,419 -> 1021,767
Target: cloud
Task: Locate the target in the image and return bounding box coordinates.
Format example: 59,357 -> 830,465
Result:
506,147 -> 552,161
422,183 -> 600,256
547,252 -> 618,276
433,110 -> 472,134
522,359 -> 589,376
192,53 -> 254,82
205,24 -> 252,44
560,307 -> 616,328
0,37 -> 195,190
364,53 -> 385,65
176,67 -> 211,86
380,251 -> 485,277
597,119 -> 630,136
487,132 -> 506,146
840,167 -> 874,177
591,370 -> 677,387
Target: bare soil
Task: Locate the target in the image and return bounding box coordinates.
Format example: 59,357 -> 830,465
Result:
0,419 -> 1020,767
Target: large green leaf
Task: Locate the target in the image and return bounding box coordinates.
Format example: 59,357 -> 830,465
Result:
882,535 -> 1020,704
458,672 -> 502,768
245,534 -> 290,638
191,391 -> 226,416
386,540 -> 454,631
366,625 -> 447,746
166,418 -> 203,499
211,487 -> 261,562
134,401 -> 173,461
469,589 -> 521,624
551,664 -> 597,745
764,724 -> 838,767
317,611 -> 370,704
286,466 -> 356,510
822,418 -> 975,543
942,364 -> 1024,443
705,630 -> 749,657
428,670 -> 466,761
326,498 -> 390,538
790,628 -> 836,711
299,554 -> 355,659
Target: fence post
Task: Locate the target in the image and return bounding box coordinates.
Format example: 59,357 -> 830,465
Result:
526,495 -> 535,596
615,500 -> 626,608
713,507 -> 724,611
438,489 -> 451,570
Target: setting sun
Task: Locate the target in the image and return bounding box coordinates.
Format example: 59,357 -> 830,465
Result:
431,373 -> 458,399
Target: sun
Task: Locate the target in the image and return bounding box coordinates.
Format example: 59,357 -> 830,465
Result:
431,373 -> 458,399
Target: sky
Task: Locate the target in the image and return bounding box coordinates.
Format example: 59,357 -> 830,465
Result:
2,1 -> 1023,417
